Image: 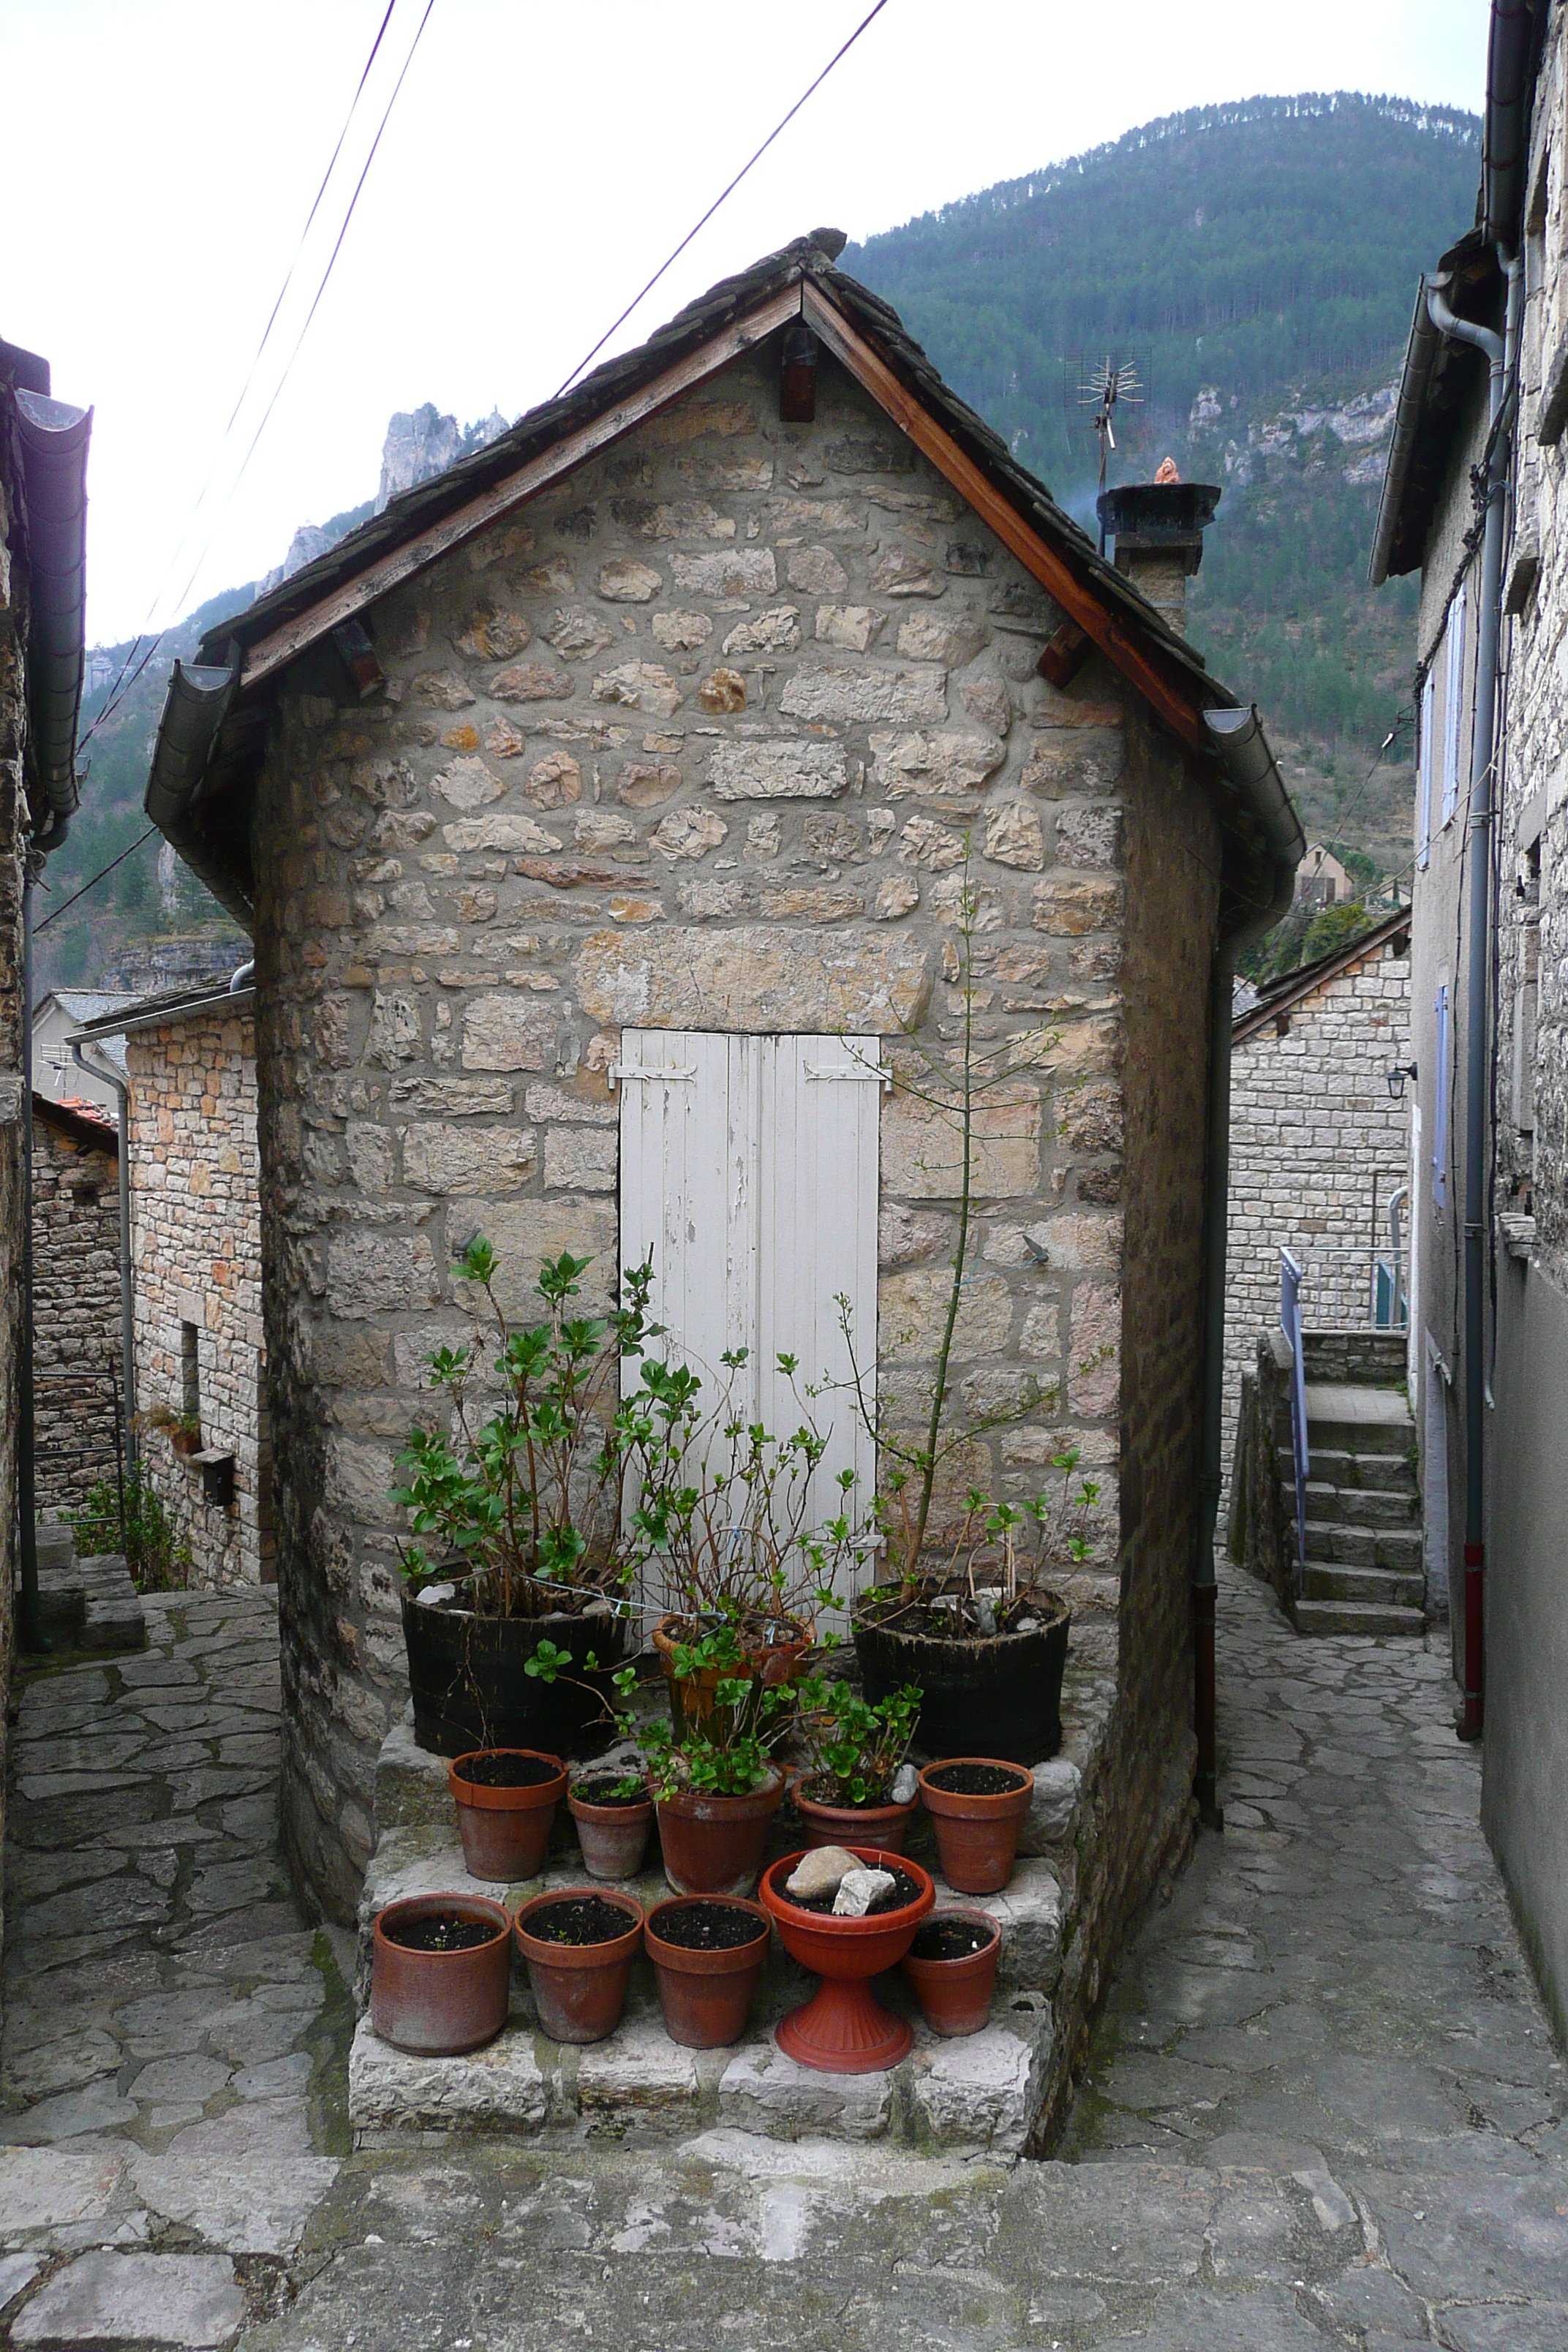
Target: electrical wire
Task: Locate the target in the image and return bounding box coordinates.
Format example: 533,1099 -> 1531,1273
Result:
37,827 -> 159,932
554,0 -> 892,399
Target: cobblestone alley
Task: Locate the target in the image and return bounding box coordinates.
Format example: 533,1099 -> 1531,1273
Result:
3,1566 -> 1566,2350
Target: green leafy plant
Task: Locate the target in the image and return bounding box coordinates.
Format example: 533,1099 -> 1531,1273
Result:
794,1678 -> 922,1808
637,1622 -> 798,1799
390,1243 -> 658,1618
67,1470 -> 190,1594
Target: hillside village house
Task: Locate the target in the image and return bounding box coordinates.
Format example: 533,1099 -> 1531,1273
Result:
1371,0 -> 1568,2035
141,237 -> 1302,2064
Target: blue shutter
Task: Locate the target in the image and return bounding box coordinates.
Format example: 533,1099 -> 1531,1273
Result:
1432,984 -> 1450,1210
1441,585 -> 1467,827
1417,669 -> 1435,870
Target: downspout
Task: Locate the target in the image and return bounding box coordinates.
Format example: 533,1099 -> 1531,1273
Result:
16,867 -> 43,1651
70,1039 -> 137,1487
1194,707 -> 1305,1826
1425,257 -> 1523,1740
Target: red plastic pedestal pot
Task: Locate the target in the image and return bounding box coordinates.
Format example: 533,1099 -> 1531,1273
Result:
644,1895 -> 771,2048
568,1782 -> 655,1880
918,1758 -> 1034,1893
513,1887 -> 644,2043
759,1846 -> 934,2073
372,1893 -> 513,2055
655,1767 -> 787,1895
902,1907 -> 1002,2037
448,1749 -> 567,1882
795,1790 -> 916,1855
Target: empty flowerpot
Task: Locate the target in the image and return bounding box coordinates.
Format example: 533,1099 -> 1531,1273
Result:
644,1894 -> 772,2048
513,1886 -> 644,2043
371,1892 -> 513,2056
902,1907 -> 1002,2037
759,1846 -> 934,2073
918,1757 -> 1034,1893
568,1775 -> 655,1880
448,1748 -> 567,1882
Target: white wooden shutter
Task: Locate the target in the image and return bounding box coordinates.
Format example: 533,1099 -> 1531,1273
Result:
617,1030 -> 881,1606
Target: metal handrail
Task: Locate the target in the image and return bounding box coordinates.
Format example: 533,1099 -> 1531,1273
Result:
1281,1248 -> 1308,1572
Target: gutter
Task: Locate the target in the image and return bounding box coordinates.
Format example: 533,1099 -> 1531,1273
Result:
12,388 -> 92,849
69,1038 -> 137,1485
1191,706 -> 1305,1827
71,984 -> 256,1044
143,647 -> 255,933
1370,287 -> 1446,587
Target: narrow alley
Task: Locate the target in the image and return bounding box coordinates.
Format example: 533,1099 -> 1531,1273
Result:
3,1564 -> 1564,2349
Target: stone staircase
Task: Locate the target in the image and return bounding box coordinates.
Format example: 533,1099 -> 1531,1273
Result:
32,1519 -> 146,1653
1286,1382 -> 1425,1637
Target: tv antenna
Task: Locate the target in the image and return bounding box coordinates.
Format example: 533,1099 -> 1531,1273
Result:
1064,352 -> 1147,551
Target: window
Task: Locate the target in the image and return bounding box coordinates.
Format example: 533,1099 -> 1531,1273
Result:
617,1030 -> 881,1604
1432,982 -> 1451,1211
181,1321 -> 201,1432
1417,668 -> 1436,870
1442,583 -> 1467,827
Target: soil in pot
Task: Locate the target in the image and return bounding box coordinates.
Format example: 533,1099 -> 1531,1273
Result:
919,1757 -> 1034,1895
371,1892 -> 512,2057
449,1748 -> 566,1882
795,1784 -> 916,1855
853,1584 -> 1070,1763
655,1766 -> 786,1897
403,1594 -> 627,1758
513,1886 -> 643,2044
760,1847 -> 935,2073
902,1905 -> 1001,2038
569,1777 -> 654,1880
644,1894 -> 771,2049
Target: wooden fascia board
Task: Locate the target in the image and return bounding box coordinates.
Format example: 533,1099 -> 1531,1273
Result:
800,282 -> 1205,751
238,284 -> 807,692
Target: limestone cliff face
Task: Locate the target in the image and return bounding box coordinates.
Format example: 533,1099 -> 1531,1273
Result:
374,402 -> 508,515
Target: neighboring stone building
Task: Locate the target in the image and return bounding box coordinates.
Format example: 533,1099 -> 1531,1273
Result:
31,987 -> 133,1115
141,233 -> 1301,2117
1371,0 -> 1568,2034
1223,907 -> 1412,1502
1294,842 -> 1355,907
72,979 -> 269,1591
31,1093 -> 121,1513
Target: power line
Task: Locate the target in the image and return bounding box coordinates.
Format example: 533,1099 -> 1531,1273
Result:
554,0 -> 892,399
37,827 -> 159,931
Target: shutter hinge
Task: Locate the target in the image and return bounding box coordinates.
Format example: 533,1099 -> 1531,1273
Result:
606,1062 -> 697,1088
804,1060 -> 890,1090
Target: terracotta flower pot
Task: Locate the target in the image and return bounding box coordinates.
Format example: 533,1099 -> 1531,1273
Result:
795,1787 -> 916,1855
644,1895 -> 771,2048
448,1749 -> 567,1882
513,1886 -> 644,2044
371,1892 -> 513,2056
655,1765 -> 787,1896
568,1779 -> 655,1880
902,1907 -> 1002,2037
759,1846 -> 935,2073
918,1757 -> 1034,1893
651,1615 -> 813,1741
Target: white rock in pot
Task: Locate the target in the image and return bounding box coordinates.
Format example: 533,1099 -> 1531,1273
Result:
785,1844 -> 859,1900
832,1867 -> 896,1917
890,1763 -> 919,1805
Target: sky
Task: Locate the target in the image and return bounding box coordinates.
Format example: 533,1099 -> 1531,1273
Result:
4,0 -> 1487,647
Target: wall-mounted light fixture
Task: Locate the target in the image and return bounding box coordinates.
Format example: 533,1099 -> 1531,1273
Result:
1387,1061 -> 1419,1103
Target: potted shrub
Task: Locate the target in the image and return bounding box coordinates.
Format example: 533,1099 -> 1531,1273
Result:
568,1765 -> 655,1880
758,1843 -> 934,2073
391,1243 -> 657,1757
148,1403 -> 203,1460
447,1748 -> 566,1882
513,1886 -> 644,2043
902,1907 -> 1002,2037
642,1643 -> 793,1896
371,1891 -> 513,2055
791,1677 -> 923,1852
917,1757 -> 1035,1892
644,1893 -> 771,2048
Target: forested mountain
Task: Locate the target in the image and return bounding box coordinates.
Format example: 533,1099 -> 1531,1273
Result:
50,94 -> 1480,989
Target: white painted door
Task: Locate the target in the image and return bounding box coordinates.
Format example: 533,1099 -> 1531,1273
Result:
617,1030 -> 881,1604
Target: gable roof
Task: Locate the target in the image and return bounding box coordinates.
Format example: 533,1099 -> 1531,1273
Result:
1232,905 -> 1411,1045
33,1092 -> 118,1153
146,233 -> 1301,943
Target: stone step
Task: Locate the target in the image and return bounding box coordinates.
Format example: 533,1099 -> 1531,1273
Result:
1303,1520 -> 1424,1572
1300,1562 -> 1425,1609
1303,1447 -> 1417,1495
1290,1597 -> 1427,1638
1300,1482 -> 1419,1531
34,1548 -> 145,1654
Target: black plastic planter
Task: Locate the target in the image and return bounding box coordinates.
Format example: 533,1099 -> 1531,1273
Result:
401,1596 -> 628,1759
852,1587 -> 1071,1764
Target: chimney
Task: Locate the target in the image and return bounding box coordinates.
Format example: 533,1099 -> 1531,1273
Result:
1096,468 -> 1221,637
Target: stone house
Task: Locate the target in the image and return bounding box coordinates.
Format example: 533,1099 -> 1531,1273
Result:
31,987 -> 133,1117
141,230 -> 1301,2053
70,978 -> 268,1591
1223,907 -> 1412,1506
1294,842 -> 1355,907
1371,0 -> 1568,2033
31,1092 -> 122,1515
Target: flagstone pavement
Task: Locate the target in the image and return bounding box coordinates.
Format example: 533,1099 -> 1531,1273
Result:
2,1567 -> 1565,2350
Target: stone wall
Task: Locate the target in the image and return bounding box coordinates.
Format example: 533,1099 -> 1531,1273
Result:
0,412 -> 29,1997
31,1102 -> 121,1512
1225,933 -> 1411,1502
246,339 -> 1224,1965
1229,1328 -> 1296,1611
126,1007 -> 269,1590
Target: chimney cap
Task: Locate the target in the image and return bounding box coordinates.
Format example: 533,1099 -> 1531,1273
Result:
1096,480 -> 1221,546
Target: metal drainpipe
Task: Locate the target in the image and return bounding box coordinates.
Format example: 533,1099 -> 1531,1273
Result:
17,864 -> 43,1651
69,1038 -> 137,1486
1426,254 -> 1523,1741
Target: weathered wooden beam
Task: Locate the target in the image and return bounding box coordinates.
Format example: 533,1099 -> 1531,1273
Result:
239,285 -> 806,690
799,282 -> 1203,750
1036,619 -> 1092,689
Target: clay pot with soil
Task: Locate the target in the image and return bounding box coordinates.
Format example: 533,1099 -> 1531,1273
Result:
655,1765 -> 788,1896
758,1844 -> 934,2073
794,1787 -> 916,1853
513,1886 -> 644,2043
568,1772 -> 655,1880
918,1757 -> 1034,1893
371,1892 -> 513,2056
644,1895 -> 772,2048
448,1749 -> 566,1882
791,1677 -> 922,1855
902,1907 -> 1002,2037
